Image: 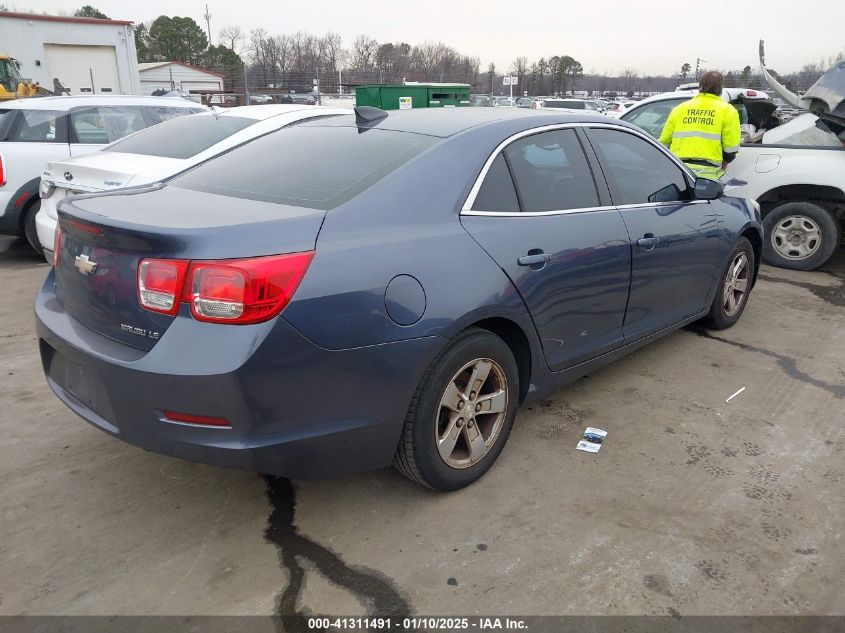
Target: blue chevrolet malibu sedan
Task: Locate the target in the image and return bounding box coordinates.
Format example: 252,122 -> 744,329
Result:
36,107 -> 762,490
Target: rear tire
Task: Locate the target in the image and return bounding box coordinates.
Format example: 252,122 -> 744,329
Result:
23,199 -> 43,256
393,327 -> 519,491
702,237 -> 754,330
761,201 -> 839,271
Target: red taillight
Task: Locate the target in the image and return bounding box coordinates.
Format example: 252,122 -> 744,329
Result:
185,252 -> 314,324
53,224 -> 62,268
0,153 -> 6,187
162,410 -> 231,427
138,259 -> 190,315
747,90 -> 757,97
137,252 -> 313,324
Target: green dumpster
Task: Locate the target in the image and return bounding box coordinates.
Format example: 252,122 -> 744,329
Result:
355,83 -> 471,110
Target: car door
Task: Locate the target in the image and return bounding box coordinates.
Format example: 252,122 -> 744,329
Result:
584,126 -> 724,341
461,127 -> 632,371
0,109 -> 70,218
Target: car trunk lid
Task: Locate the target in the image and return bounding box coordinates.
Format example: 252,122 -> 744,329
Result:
43,152 -> 183,199
54,185 -> 325,351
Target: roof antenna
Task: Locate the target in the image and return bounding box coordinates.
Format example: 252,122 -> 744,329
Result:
355,106 -> 388,125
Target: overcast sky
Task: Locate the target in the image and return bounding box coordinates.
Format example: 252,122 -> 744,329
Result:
11,0 -> 845,75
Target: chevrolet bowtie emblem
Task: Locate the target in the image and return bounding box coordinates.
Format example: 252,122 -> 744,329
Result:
74,253 -> 98,275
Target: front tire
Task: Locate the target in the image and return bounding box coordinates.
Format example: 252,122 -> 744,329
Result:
23,199 -> 44,256
393,328 -> 519,491
702,237 -> 754,330
762,201 -> 840,271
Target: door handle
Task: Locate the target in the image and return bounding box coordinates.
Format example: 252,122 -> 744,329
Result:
518,252 -> 552,266
637,234 -> 659,251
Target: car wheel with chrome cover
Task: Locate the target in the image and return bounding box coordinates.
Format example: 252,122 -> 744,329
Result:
702,237 -> 755,330
393,327 -> 519,491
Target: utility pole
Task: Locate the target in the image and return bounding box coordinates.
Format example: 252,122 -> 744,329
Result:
695,57 -> 707,80
203,4 -> 212,47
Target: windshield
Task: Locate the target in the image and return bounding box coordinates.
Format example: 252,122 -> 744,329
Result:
173,125 -> 435,210
545,100 -> 584,109
105,114 -> 256,159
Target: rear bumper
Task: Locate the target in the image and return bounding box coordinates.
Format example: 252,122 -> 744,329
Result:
35,271 -> 442,479
36,193 -> 59,252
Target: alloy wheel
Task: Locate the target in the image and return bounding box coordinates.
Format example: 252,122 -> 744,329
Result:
723,252 -> 750,317
771,215 -> 821,261
435,358 -> 508,469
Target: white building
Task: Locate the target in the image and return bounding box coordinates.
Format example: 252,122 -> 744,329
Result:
138,62 -> 224,96
0,10 -> 140,95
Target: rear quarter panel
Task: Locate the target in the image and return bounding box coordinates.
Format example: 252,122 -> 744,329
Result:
281,124 -> 543,356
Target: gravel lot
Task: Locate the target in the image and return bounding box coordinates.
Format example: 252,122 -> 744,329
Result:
1,234 -> 843,617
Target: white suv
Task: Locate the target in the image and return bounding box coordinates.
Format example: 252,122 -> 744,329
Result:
0,95 -> 206,253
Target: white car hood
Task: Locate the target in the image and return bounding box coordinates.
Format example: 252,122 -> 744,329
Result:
42,152 -> 185,193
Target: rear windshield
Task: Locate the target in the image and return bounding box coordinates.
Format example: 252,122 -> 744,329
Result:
172,126 -> 435,210
105,114 -> 255,159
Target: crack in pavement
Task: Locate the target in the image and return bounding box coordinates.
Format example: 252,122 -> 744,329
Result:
689,328 -> 845,399
264,476 -> 410,632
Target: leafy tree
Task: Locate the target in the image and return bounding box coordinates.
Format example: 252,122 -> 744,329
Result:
740,65 -> 752,87
134,23 -> 150,63
680,62 -> 691,79
74,5 -> 108,19
148,16 -> 209,65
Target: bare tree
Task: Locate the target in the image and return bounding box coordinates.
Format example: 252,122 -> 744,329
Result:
218,25 -> 244,53
350,34 -> 379,71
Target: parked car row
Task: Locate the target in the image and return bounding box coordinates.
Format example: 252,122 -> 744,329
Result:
33,103 -> 761,490
0,95 -> 206,253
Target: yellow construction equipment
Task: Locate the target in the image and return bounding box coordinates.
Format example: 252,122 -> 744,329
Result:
0,55 -> 40,100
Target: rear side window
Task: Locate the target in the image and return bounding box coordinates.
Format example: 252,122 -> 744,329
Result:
503,129 -> 599,212
2,110 -> 67,143
588,128 -> 689,205
173,126 -> 435,210
70,106 -> 150,144
472,154 -> 519,212
105,115 -> 255,159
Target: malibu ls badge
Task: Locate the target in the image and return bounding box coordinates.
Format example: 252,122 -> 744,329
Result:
120,324 -> 160,340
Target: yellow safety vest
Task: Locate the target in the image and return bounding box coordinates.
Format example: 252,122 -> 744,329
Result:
659,93 -> 741,179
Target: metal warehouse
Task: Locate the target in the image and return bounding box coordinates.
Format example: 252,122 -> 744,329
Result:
0,11 -> 140,95
138,61 -> 224,96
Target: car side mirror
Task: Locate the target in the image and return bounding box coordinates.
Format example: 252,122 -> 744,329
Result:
694,177 -> 724,200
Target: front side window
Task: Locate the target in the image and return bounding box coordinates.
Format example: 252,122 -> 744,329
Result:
621,99 -> 686,138
8,110 -> 66,143
70,106 -> 150,144
588,128 -> 689,205
503,129 -> 599,212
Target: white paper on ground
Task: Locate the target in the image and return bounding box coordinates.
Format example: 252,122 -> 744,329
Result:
576,427 -> 607,453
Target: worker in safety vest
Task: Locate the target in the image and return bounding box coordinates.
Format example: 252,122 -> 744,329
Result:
659,71 -> 741,180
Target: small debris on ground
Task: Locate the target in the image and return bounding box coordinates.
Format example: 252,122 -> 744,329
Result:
725,387 -> 746,403
576,427 -> 607,453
